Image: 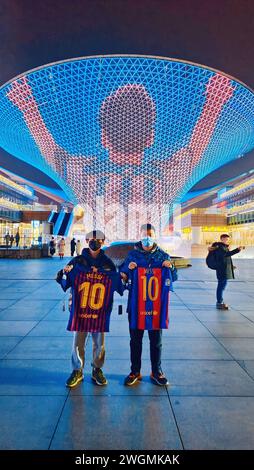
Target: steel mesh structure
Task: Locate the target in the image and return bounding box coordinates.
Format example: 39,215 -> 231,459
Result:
0,55 -> 254,233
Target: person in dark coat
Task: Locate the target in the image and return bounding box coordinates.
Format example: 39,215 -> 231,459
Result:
120,223 -> 177,387
56,230 -> 116,389
209,234 -> 244,310
49,237 -> 56,256
70,238 -> 76,257
15,231 -> 20,247
10,235 -> 14,248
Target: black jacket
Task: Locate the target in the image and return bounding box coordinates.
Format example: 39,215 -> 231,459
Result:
212,242 -> 240,280
56,247 -> 116,284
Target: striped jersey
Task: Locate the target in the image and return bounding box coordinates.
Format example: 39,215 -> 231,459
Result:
60,265 -> 123,332
128,266 -> 173,330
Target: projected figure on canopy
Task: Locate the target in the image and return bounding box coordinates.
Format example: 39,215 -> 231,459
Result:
7,73 -> 233,205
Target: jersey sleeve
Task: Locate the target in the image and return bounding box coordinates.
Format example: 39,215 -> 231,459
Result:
119,250 -> 136,275
58,270 -> 73,292
115,273 -> 124,296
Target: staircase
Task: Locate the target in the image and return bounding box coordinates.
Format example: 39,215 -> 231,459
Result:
48,209 -> 73,237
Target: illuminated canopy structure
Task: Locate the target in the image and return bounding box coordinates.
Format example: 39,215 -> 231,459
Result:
0,55 -> 254,233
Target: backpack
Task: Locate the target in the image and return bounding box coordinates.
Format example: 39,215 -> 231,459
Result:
206,248 -> 218,270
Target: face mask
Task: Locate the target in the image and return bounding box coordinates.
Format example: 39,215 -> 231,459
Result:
89,239 -> 102,251
141,236 -> 155,248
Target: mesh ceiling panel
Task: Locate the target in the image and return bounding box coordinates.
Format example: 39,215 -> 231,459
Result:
0,55 -> 254,231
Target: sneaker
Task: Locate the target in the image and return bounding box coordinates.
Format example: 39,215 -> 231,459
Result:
92,368 -> 107,386
66,369 -> 83,388
124,372 -> 142,386
150,372 -> 169,386
216,303 -> 229,310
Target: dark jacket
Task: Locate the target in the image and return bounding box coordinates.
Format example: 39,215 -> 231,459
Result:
56,247 -> 116,284
119,241 -> 172,272
70,239 -> 76,249
212,242 -> 240,280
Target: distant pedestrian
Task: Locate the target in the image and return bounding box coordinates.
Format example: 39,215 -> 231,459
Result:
207,234 -> 245,310
70,238 -> 76,257
10,235 -> 14,248
76,239 -> 82,255
58,237 -> 65,259
38,234 -> 42,247
4,232 -> 10,247
15,231 -> 20,247
49,237 -> 56,257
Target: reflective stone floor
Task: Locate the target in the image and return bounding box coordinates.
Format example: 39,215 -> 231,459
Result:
0,257 -> 254,450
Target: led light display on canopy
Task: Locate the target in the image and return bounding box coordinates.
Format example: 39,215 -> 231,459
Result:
0,55 -> 254,235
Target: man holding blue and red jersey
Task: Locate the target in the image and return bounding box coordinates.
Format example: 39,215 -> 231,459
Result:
56,230 -> 123,388
120,224 -> 177,386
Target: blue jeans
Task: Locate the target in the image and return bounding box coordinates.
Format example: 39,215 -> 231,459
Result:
216,279 -> 227,304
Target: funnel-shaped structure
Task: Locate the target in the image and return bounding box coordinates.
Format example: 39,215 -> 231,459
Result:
0,56 -> 254,231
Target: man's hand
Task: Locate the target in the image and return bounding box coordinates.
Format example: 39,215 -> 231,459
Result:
63,265 -> 73,273
238,246 -> 245,251
162,260 -> 172,268
128,262 -> 137,270
120,272 -> 128,282
91,266 -> 98,273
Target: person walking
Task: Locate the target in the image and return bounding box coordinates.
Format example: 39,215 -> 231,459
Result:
58,237 -> 65,259
208,233 -> 244,310
70,237 -> 76,257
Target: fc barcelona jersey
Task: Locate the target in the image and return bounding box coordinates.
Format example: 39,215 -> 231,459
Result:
128,267 -> 172,330
60,265 -> 123,332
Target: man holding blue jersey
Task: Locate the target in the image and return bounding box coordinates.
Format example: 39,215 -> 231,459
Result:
120,224 -> 176,386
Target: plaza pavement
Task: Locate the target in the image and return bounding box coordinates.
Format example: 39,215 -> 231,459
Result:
0,257 -> 254,450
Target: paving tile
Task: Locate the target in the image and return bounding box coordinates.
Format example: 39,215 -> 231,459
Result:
162,360 -> 254,396
166,322 -> 212,337
27,321 -> 69,337
0,321 -> 37,336
172,397 -> 254,449
218,338 -> 254,360
189,309 -> 250,323
50,395 -> 182,450
203,322 -> 254,338
0,337 -> 22,359
0,359 -> 69,395
0,396 -> 66,449
12,300 -> 59,310
6,336 -> 73,359
241,361 -> 254,380
0,299 -> 18,310
0,308 -> 52,321
237,311 -> 254,323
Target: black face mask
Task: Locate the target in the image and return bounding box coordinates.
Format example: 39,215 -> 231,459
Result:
89,239 -> 102,251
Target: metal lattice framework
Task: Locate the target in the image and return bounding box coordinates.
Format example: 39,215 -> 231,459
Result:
0,55 -> 254,228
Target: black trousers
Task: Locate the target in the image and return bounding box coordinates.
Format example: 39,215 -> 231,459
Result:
129,328 -> 162,375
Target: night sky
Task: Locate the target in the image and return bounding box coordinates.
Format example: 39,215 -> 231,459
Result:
1,0 -> 254,88
0,0 -> 254,196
